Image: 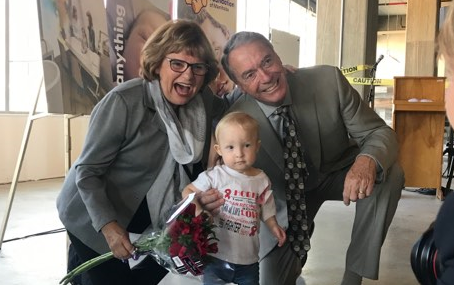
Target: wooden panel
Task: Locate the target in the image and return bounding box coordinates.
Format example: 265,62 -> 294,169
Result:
405,0 -> 438,76
316,0 -> 378,98
315,0 -> 341,66
393,77 -> 446,199
393,76 -> 446,102
405,42 -> 437,76
406,1 -> 438,42
393,101 -> 445,112
394,112 -> 445,192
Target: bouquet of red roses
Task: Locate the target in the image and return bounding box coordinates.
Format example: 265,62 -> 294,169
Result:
60,194 -> 218,285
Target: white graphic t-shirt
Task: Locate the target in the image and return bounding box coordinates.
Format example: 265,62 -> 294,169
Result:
192,164 -> 276,265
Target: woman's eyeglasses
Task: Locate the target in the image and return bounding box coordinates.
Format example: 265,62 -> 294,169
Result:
165,58 -> 209,76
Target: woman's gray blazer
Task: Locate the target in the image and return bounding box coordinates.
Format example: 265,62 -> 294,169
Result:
57,78 -> 225,254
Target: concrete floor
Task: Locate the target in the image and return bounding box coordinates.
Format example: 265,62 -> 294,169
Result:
0,177 -> 444,285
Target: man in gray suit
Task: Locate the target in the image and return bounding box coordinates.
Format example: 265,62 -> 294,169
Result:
219,31 -> 404,285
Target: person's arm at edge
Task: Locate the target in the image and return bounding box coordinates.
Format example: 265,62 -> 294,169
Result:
334,66 -> 398,178
264,216 -> 286,247
434,193 -> 454,284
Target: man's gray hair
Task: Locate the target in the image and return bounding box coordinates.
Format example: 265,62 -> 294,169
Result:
221,31 -> 274,83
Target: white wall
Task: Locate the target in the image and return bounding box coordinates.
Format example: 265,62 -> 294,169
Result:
374,31 -> 406,126
376,31 -> 406,79
237,0 -> 317,68
0,114 -> 89,184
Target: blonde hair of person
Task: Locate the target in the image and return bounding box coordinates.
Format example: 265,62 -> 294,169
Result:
215,111 -> 260,144
140,19 -> 219,89
438,4 -> 454,73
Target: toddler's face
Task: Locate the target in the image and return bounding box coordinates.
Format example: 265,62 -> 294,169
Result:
214,123 -> 260,174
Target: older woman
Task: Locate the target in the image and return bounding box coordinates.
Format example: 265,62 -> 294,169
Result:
57,20 -> 223,285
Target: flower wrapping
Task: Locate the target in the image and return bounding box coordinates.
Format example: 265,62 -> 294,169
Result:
60,193 -> 218,284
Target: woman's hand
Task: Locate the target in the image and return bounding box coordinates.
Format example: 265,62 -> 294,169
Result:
195,188 -> 224,216
101,221 -> 135,260
283,64 -> 298,74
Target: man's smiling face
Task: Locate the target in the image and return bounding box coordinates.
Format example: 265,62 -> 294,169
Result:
228,40 -> 287,106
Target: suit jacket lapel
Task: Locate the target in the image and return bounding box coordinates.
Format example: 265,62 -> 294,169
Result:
287,72 -> 321,170
234,95 -> 284,172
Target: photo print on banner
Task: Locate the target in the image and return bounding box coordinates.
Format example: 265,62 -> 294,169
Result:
37,0 -> 236,114
38,0 -> 112,114
177,0 -> 237,97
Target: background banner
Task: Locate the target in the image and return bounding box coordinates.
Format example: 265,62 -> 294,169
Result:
176,0 -> 237,97
38,0 -> 235,114
106,0 -> 171,85
38,0 -> 111,114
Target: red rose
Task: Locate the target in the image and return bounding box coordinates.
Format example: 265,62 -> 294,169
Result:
61,202 -> 219,285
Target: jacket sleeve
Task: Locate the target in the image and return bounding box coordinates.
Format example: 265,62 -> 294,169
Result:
334,67 -> 398,181
74,91 -> 129,232
435,193 -> 454,285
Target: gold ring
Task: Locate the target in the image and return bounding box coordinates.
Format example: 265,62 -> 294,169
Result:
359,190 -> 365,194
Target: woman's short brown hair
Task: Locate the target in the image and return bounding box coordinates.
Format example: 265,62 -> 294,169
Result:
140,19 -> 219,89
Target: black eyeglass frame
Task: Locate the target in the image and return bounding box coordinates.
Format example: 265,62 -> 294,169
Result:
165,57 -> 209,76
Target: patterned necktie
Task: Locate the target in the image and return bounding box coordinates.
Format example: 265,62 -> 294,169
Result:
274,106 -> 311,259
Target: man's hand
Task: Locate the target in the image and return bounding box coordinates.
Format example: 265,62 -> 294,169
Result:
101,221 -> 134,260
343,155 -> 377,205
195,188 -> 224,216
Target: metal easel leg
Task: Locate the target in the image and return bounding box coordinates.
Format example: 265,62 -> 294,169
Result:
0,79 -> 44,249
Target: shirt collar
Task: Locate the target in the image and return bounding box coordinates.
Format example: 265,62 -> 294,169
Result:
257,88 -> 292,118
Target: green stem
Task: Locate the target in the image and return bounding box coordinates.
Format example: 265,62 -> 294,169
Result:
59,252 -> 114,285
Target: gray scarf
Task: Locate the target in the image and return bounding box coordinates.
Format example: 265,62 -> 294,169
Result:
146,80 -> 206,229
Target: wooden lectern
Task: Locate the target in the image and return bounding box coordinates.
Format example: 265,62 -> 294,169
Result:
392,76 -> 446,200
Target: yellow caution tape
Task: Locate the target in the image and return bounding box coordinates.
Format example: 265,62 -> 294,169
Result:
340,64 -> 393,86
342,64 -> 451,87
341,64 -> 372,75
346,77 -> 394,86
